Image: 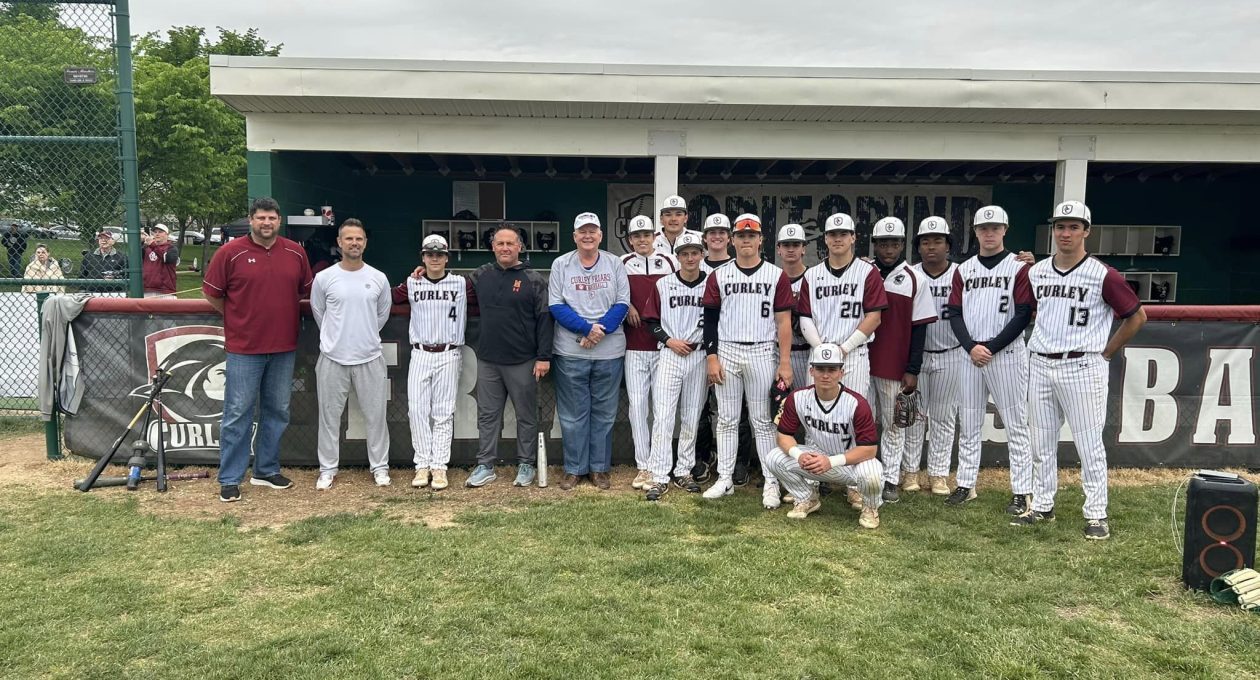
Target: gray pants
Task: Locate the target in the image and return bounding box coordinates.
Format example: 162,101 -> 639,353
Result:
476,358 -> 538,466
316,354 -> 390,473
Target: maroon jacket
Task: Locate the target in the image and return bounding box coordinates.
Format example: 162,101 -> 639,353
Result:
142,241 -> 179,294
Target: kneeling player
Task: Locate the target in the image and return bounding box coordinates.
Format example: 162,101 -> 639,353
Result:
765,343 -> 884,528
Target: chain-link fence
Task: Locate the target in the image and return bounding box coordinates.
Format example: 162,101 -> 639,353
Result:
1,1 -> 138,422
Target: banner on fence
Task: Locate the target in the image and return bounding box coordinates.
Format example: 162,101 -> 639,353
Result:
63,308 -> 1258,468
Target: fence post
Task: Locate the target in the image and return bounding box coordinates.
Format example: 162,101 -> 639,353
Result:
113,0 -> 143,299
34,292 -> 62,460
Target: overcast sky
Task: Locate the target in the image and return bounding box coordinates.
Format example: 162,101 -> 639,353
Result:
130,0 -> 1260,72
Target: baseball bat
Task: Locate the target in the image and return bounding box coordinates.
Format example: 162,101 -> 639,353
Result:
536,432 -> 548,487
72,471 -> 209,489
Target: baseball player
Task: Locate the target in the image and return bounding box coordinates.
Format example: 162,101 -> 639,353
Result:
701,213 -> 795,509
700,213 -> 733,273
653,194 -> 702,257
1013,200 -> 1146,540
903,216 -> 962,497
944,206 -> 1035,514
776,224 -> 811,389
866,217 -> 937,503
391,234 -> 466,491
796,213 -> 887,398
765,343 -> 884,528
622,215 -> 679,489
642,231 -> 708,499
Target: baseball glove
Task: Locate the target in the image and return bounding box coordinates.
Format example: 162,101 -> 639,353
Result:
893,389 -> 921,429
1210,568 -> 1260,612
770,380 -> 792,422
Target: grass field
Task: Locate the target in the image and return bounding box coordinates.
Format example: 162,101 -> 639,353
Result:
12,237 -> 216,298
1,441 -> 1257,679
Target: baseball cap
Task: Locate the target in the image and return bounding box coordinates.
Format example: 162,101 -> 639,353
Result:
915,216 -> 951,241
809,343 -> 845,368
702,214 -> 731,232
421,234 -> 449,253
973,205 -> 1009,227
777,224 -> 806,243
627,215 -> 654,234
152,223 -> 170,234
823,213 -> 856,233
732,213 -> 761,233
673,231 -> 704,254
872,216 -> 906,239
660,195 -> 687,212
95,230 -> 114,240
1050,200 -> 1092,226
573,212 -> 601,230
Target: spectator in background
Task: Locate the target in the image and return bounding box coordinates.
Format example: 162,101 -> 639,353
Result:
22,243 -> 64,294
3,223 -> 27,278
81,231 -> 128,281
141,223 -> 180,298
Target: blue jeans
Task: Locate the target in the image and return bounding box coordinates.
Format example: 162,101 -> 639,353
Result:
218,351 -> 296,485
553,354 -> 624,475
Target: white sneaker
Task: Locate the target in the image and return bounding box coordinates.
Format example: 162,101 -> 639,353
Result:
631,469 -> 651,490
762,479 -> 782,510
373,469 -> 392,487
846,487 -> 864,510
315,472 -> 335,490
702,477 -> 734,499
430,469 -> 448,490
412,468 -> 430,488
786,496 -> 821,519
859,505 -> 880,529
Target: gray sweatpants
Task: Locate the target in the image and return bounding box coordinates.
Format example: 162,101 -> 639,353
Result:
316,354 -> 390,474
476,358 -> 538,466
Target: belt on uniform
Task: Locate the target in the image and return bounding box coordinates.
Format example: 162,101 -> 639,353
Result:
925,345 -> 960,354
1035,351 -> 1086,360
791,344 -> 811,351
732,341 -> 770,346
413,343 -> 460,353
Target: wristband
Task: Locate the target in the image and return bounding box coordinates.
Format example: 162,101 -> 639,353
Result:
827,453 -> 847,468
788,446 -> 804,461
840,329 -> 868,355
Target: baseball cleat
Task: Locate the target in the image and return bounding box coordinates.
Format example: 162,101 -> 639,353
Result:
631,469 -> 651,490
1005,493 -> 1030,516
858,506 -> 880,529
430,469 -> 449,490
1084,518 -> 1111,540
702,477 -> 734,499
1010,507 -> 1056,526
373,470 -> 392,487
901,471 -> 921,493
732,462 -> 750,487
786,496 -> 821,519
929,476 -> 950,496
691,459 -> 714,484
762,479 -> 782,510
315,472 -> 335,491
645,482 -> 669,501
672,475 -> 701,493
412,468 -> 430,488
846,487 -> 863,510
945,486 -> 977,506
881,482 -> 900,504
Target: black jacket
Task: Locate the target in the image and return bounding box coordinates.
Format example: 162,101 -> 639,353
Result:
467,261 -> 553,364
81,249 -> 128,279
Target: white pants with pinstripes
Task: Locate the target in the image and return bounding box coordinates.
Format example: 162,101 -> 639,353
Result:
904,347 -> 963,477
407,347 -> 461,470
715,341 -> 777,480
866,376 -> 907,486
956,343 -> 1033,493
624,349 -> 659,470
1028,352 -> 1111,519
648,347 -> 707,483
765,447 -> 883,509
790,348 -> 810,390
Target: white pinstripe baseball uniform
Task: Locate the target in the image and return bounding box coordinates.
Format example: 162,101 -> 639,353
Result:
765,386 -> 884,509
787,273 -> 811,390
904,261 -> 962,479
795,258 -> 888,396
622,251 -> 678,472
393,273 -> 467,471
1026,256 -> 1142,519
699,256 -> 732,275
702,260 -> 795,480
946,253 -> 1035,492
653,229 -> 703,258
644,270 -> 708,484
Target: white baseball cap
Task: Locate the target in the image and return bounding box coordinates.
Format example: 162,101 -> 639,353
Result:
916,216 -> 951,240
823,213 -> 856,233
732,214 -> 762,233
421,234 -> 449,253
872,216 -> 906,239
573,212 -> 601,230
809,343 -> 845,367
152,223 -> 170,234
702,214 -> 731,232
673,231 -> 705,253
777,224 -> 806,243
627,215 -> 654,234
973,205 -> 1009,227
1050,200 -> 1092,226
660,195 -> 687,212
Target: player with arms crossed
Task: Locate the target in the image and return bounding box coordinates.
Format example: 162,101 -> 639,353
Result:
653,194 -> 702,257
642,232 -> 708,499
1012,201 -> 1146,540
393,235 -> 466,491
701,214 -> 796,508
765,343 -> 884,528
622,215 -> 678,489
944,206 -> 1035,514
776,224 -> 811,388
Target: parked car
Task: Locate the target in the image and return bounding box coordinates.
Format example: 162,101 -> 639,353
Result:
101,226 -> 127,243
182,229 -> 205,245
49,226 -> 80,240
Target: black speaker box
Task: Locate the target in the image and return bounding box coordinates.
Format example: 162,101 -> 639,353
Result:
1182,471 -> 1257,591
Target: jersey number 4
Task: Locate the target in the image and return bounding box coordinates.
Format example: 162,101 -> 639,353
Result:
449,306 -> 458,321
1068,306 -> 1090,326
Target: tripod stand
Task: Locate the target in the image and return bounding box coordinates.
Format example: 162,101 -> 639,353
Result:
77,366 -> 175,492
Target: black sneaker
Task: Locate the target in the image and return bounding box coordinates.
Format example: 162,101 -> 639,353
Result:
1010,508 -> 1056,526
732,462 -> 750,487
691,459 -> 714,484
881,481 -> 900,503
1084,518 -> 1111,540
673,475 -> 701,493
945,486 -> 977,506
249,473 -> 293,489
219,484 -> 241,502
645,482 -> 669,501
818,482 -> 832,497
1005,493 -> 1030,515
